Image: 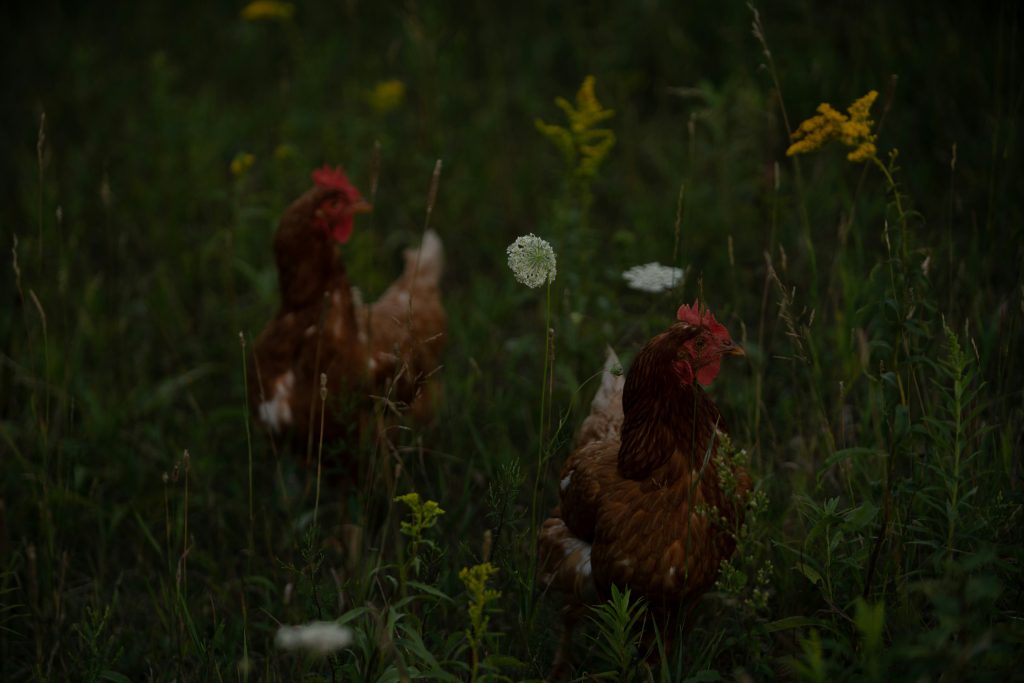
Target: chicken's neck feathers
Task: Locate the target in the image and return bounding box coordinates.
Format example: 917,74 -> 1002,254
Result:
617,333 -> 719,480
277,244 -> 349,311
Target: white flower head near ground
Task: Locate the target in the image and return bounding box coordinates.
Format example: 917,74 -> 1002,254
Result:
275,621 -> 354,656
622,262 -> 684,293
506,234 -> 557,288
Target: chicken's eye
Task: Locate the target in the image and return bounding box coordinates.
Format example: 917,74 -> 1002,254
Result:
694,339 -> 705,352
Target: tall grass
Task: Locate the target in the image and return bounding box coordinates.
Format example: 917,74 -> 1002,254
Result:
1,1 -> 1021,680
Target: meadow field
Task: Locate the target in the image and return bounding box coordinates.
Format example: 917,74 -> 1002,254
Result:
1,1 -> 1021,680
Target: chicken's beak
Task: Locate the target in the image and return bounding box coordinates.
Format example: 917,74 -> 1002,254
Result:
723,341 -> 746,358
349,199 -> 373,215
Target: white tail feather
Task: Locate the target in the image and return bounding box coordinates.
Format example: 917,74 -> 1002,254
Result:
404,229 -> 444,285
591,346 -> 624,414
576,346 -> 626,447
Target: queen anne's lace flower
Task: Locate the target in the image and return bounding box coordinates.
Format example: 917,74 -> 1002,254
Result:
275,622 -> 353,655
622,262 -> 684,293
507,234 -> 557,288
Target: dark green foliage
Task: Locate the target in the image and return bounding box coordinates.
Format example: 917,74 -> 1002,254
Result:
587,586 -> 650,681
1,1 -> 1021,680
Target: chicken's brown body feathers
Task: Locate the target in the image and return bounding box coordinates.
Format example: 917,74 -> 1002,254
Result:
540,324 -> 751,613
250,185 -> 445,450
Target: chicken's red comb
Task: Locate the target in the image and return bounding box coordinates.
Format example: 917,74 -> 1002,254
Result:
677,300 -> 730,339
312,165 -> 355,192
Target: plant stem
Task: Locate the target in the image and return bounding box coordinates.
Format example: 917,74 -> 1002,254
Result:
314,376 -> 327,526
945,333 -> 964,570
527,279 -> 553,620
750,3 -> 817,293
240,333 -> 254,557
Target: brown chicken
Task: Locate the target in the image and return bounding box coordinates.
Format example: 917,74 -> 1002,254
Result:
250,166 -> 446,454
538,301 -> 751,672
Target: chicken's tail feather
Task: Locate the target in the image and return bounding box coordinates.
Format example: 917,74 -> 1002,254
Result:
538,516 -> 598,603
592,346 -> 624,414
403,229 -> 444,286
576,346 -> 626,446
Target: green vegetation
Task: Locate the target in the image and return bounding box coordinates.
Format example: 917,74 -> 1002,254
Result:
1,1 -> 1021,680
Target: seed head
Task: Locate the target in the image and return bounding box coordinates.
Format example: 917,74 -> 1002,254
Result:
506,234 -> 557,288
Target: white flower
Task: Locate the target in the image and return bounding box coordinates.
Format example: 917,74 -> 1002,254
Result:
275,621 -> 354,656
622,262 -> 684,293
506,234 -> 557,288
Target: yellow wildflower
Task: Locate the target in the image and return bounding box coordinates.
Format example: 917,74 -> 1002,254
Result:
846,90 -> 878,123
394,492 -> 445,538
230,152 -> 255,177
846,141 -> 876,163
536,75 -> 616,180
366,79 -> 406,114
273,143 -> 295,161
459,562 -> 501,642
460,562 -> 501,679
787,90 -> 879,163
240,1 -> 294,22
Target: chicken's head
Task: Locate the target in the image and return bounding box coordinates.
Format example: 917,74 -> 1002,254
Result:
671,301 -> 744,386
310,165 -> 372,244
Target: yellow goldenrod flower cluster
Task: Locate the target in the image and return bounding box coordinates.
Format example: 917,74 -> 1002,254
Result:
787,90 -> 878,163
536,75 -> 616,179
230,152 -> 255,177
394,492 -> 445,538
240,1 -> 295,22
367,79 -> 406,114
459,562 -> 501,643
273,143 -> 295,161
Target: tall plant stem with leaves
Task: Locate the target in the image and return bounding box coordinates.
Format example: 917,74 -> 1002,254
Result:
865,151 -> 929,599
940,326 -> 967,568
870,156 -> 909,262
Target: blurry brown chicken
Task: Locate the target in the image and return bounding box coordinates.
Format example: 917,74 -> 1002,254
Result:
538,301 -> 751,672
250,166 -> 446,453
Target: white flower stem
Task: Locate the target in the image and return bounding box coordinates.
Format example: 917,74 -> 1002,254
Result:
528,279 -> 553,615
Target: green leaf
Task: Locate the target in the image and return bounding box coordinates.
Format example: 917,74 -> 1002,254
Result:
337,606 -> 370,626
132,510 -> 163,557
406,580 -> 455,603
764,616 -> 829,633
854,598 -> 885,653
843,502 -> 879,531
177,591 -> 205,656
795,562 -> 823,586
823,447 -> 885,470
100,672 -> 134,683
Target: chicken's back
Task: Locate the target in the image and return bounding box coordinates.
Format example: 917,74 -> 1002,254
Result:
358,230 -> 446,418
